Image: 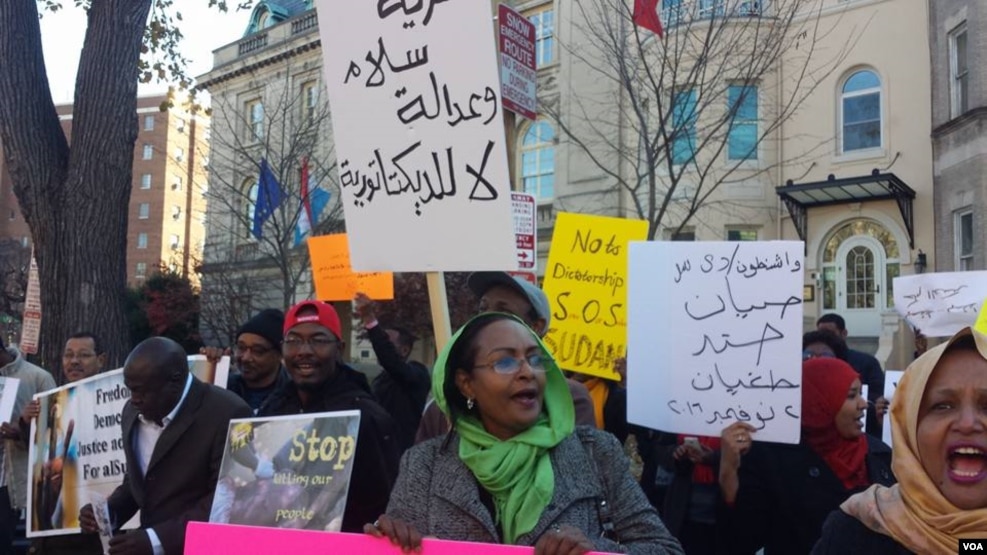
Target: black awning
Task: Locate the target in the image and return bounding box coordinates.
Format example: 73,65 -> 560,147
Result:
775,170 -> 916,249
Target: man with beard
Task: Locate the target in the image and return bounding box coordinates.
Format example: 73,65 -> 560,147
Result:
259,300 -> 399,533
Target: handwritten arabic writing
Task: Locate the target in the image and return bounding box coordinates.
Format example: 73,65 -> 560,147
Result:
628,241 -> 805,444
316,0 -> 515,271
893,271 -> 987,337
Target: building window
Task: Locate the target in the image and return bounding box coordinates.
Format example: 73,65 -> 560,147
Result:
955,209 -> 973,270
176,118 -> 186,133
246,99 -> 264,140
949,23 -> 969,119
726,228 -> 758,241
144,115 -> 155,131
169,234 -> 181,250
175,147 -> 184,162
172,205 -> 182,220
672,89 -> 697,165
142,144 -> 153,160
520,120 -> 555,200
301,81 -> 318,122
528,6 -> 554,67
137,233 -> 148,249
140,174 -> 152,189
840,70 -> 882,153
172,176 -> 183,191
668,228 -> 696,241
135,262 -> 147,280
727,85 -> 758,160
244,179 -> 259,238
138,203 -> 150,219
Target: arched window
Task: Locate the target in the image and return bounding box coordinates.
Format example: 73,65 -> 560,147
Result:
520,120 -> 555,200
244,179 -> 259,239
840,70 -> 882,153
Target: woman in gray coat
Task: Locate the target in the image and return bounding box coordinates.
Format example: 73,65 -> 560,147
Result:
365,313 -> 683,554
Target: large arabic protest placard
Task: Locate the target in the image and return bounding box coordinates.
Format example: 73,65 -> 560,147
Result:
308,234 -> 395,301
628,241 -> 805,444
186,522 -> 618,555
209,411 -> 360,532
892,271 -> 987,337
316,0 -> 515,272
541,213 -> 649,379
26,369 -> 134,537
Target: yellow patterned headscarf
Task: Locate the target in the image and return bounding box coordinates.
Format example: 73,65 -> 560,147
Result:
841,327 -> 987,554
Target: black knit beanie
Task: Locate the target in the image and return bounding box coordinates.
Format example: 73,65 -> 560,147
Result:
236,309 -> 285,352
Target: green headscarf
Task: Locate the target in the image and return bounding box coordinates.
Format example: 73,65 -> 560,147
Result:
432,313 -> 575,544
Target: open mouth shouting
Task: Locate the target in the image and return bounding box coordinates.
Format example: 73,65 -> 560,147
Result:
947,444 -> 987,483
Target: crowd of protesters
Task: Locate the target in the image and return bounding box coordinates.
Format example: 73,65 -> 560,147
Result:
0,270 -> 985,554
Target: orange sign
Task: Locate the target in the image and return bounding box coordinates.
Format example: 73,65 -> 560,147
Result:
307,234 -> 394,301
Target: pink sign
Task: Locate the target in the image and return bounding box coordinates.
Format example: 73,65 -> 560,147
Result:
185,522 -> 616,554
498,4 -> 537,120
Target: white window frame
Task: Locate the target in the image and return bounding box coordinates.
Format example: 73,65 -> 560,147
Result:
144,115 -> 155,131
955,208 -> 974,270
246,99 -> 264,140
137,233 -> 148,249
138,203 -> 150,219
838,70 -> 883,155
169,234 -> 181,250
519,119 -> 555,202
140,174 -> 152,189
142,144 -> 153,160
135,262 -> 147,279
725,227 -> 759,241
527,5 -> 554,68
949,23 -> 969,119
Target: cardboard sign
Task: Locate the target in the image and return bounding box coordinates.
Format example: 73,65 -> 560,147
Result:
27,370 -> 136,536
316,0 -> 515,272
881,370 -> 904,447
209,411 -> 361,532
189,355 -> 231,389
308,234 -> 394,301
0,377 -> 21,423
541,213 -> 648,379
627,241 -> 805,444
892,271 -> 987,337
185,522 -> 618,554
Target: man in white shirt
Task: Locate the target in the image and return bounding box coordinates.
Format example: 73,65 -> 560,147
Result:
79,337 -> 250,554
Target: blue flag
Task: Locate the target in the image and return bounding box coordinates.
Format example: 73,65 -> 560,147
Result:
252,158 -> 283,240
293,186 -> 332,247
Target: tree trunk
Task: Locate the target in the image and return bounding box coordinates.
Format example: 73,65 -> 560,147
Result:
0,0 -> 153,376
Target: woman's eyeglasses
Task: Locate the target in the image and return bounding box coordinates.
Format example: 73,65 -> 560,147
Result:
473,354 -> 546,374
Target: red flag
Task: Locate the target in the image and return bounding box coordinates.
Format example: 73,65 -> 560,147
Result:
633,0 -> 663,38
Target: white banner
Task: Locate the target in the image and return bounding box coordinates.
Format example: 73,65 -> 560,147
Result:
316,0 -> 514,272
881,370 -> 904,447
628,241 -> 805,444
892,271 -> 987,337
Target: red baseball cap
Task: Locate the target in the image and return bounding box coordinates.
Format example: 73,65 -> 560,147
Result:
283,300 -> 342,340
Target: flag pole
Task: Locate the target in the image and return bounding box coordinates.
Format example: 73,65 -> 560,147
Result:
426,272 -> 452,352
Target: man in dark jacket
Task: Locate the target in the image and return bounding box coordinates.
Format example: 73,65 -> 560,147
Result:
259,300 -> 400,533
817,314 -> 887,436
353,293 -> 430,451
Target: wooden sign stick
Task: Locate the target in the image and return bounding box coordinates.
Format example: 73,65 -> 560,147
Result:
427,272 -> 452,352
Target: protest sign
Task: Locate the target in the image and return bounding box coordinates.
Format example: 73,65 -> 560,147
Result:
0,377 -> 20,423
628,241 -> 805,444
541,213 -> 648,379
892,271 -> 987,337
27,369 -> 135,537
189,354 -> 231,389
881,370 -> 904,447
186,522 -> 618,555
307,234 -> 394,301
975,299 -> 987,336
209,411 -> 360,532
316,0 -> 515,272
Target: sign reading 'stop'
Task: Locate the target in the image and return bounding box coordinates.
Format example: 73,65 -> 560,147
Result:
316,0 -> 515,272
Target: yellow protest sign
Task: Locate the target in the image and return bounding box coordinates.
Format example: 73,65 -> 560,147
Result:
975,299 -> 987,336
307,234 -> 394,301
541,213 -> 649,379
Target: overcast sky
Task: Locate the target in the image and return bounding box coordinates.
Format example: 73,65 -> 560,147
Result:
41,3 -> 253,104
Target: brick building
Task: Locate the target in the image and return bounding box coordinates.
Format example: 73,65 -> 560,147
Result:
0,93 -> 209,286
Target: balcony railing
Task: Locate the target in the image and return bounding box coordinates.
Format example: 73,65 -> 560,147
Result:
663,0 -> 763,27
237,33 -> 268,56
291,12 -> 318,35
